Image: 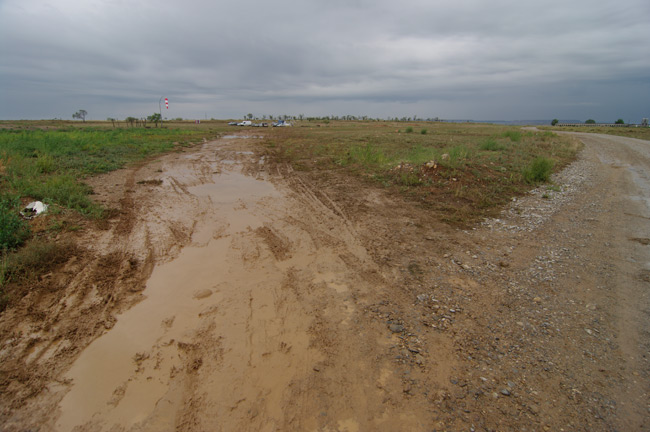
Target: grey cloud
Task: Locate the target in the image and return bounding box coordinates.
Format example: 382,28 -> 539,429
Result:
1,0 -> 649,121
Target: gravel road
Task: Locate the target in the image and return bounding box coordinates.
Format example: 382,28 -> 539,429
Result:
472,131 -> 650,430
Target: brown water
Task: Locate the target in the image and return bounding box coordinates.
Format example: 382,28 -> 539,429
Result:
52,136 -> 408,431
55,145 -> 324,431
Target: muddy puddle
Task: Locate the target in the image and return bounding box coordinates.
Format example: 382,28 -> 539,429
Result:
55,141 -> 328,431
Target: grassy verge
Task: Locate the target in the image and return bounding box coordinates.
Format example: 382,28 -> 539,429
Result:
265,121 -> 581,224
544,125 -> 650,141
0,122 -> 226,310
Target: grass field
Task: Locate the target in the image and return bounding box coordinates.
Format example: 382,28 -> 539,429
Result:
0,119 -> 581,235
0,122 -> 226,249
1,119 -> 580,309
0,121 -> 230,308
264,120 -> 580,224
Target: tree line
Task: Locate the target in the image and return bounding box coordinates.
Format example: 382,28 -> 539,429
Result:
73,109 -> 164,128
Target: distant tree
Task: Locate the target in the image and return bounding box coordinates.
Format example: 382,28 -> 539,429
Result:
615,119 -> 625,124
72,109 -> 87,122
107,117 -> 116,128
585,119 -> 596,124
125,117 -> 136,127
148,113 -> 162,128
247,113 -> 253,120
551,119 -> 559,126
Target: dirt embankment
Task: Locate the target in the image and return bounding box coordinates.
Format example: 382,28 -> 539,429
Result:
1,132 -> 648,431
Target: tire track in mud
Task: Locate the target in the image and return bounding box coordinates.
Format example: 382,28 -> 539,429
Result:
41,136 -> 436,432
4,132 -> 649,431
0,160 -> 165,429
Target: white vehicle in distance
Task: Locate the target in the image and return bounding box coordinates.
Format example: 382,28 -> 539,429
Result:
237,120 -> 252,126
272,120 -> 292,127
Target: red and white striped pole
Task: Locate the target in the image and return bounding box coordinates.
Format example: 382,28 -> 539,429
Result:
159,96 -> 168,127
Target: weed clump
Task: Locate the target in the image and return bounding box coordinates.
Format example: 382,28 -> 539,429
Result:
1,240 -> 76,311
0,195 -> 30,250
479,138 -> 505,151
523,157 -> 554,183
502,130 -> 522,142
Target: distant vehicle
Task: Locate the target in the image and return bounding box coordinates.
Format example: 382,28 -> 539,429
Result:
228,122 -> 238,126
272,120 -> 292,127
237,121 -> 252,126
252,122 -> 269,127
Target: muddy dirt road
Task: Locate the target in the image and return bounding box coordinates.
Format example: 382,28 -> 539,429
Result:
1,132 -> 648,431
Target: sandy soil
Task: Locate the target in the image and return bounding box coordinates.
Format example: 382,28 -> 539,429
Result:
1,132 -> 648,431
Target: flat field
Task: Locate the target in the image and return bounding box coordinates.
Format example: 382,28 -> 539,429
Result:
2,121 -> 647,431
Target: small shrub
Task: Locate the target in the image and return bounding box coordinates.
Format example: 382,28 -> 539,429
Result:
35,154 -> 57,174
0,195 -> 30,250
444,145 -> 470,167
546,184 -> 561,192
502,130 -> 522,142
523,157 -> 554,183
420,128 -> 427,135
398,171 -> 422,186
405,127 -> 414,133
345,143 -> 387,168
480,138 -> 505,151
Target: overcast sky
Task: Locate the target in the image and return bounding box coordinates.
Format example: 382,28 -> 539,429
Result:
1,0 -> 649,122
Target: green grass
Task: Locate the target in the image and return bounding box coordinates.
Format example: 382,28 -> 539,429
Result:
523,157 -> 554,183
266,121 -> 580,224
479,138 -> 506,151
0,194 -> 30,250
0,122 -> 226,310
0,126 -> 222,216
502,130 -> 522,142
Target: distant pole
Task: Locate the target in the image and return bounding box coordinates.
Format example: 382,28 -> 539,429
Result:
159,96 -> 163,127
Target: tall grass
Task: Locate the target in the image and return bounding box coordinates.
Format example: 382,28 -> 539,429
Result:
502,130 -> 522,142
523,157 -> 554,183
342,143 -> 388,168
480,138 -> 506,151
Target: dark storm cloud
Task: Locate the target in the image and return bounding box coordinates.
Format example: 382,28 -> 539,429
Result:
1,0 -> 649,121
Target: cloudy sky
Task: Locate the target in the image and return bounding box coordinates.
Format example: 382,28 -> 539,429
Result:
1,0 -> 649,122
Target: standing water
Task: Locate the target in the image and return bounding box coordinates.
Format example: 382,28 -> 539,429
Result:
55,141 -> 322,431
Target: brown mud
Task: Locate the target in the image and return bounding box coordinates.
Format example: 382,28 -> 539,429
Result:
1,132 -> 648,431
